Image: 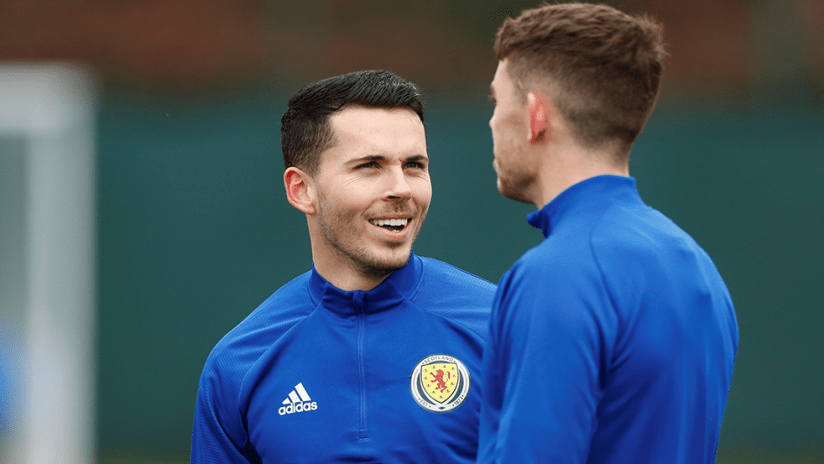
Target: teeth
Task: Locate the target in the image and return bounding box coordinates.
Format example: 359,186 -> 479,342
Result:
372,218 -> 408,227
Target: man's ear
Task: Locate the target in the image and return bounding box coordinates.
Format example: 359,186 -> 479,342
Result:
527,92 -> 549,143
284,166 -> 316,215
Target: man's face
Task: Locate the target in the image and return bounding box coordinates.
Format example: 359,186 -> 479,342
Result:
311,106 -> 431,277
489,60 -> 536,204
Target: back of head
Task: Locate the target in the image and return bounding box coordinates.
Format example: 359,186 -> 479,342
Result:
281,70 -> 425,175
494,2 -> 666,155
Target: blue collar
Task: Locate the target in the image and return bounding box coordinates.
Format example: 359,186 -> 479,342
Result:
527,175 -> 640,238
308,253 -> 422,315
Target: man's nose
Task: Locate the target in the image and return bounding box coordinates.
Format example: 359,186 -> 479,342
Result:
385,166 -> 413,201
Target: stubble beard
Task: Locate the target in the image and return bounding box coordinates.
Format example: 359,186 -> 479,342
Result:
316,195 -> 422,278
496,158 -> 536,205
498,176 -> 535,205
493,128 -> 538,205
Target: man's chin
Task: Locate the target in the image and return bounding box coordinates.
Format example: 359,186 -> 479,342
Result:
498,178 -> 532,205
360,250 -> 412,277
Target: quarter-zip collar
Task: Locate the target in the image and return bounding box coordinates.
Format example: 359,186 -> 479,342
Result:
308,253 -> 422,316
527,175 -> 640,238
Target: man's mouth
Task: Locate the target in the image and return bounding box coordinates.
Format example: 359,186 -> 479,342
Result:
369,218 -> 409,232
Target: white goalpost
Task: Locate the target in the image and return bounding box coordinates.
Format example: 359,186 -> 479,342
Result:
0,63 -> 97,463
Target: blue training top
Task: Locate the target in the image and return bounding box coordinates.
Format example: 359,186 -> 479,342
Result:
192,253 -> 495,463
478,175 -> 739,463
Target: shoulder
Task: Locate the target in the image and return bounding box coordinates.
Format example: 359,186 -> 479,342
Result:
493,207 -> 625,327
512,200 -> 689,279
409,256 -> 496,341
415,256 -> 496,295
194,271 -> 316,447
199,271 -> 316,397
496,235 -> 603,319
502,226 -> 597,292
590,202 -> 698,272
590,201 -> 726,300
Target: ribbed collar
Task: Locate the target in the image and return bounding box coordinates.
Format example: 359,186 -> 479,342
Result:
308,253 -> 422,316
527,175 -> 640,238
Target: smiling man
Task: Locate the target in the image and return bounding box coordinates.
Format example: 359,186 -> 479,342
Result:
191,70 -> 496,463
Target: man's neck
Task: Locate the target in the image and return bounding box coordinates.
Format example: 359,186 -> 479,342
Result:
320,267 -> 392,292
533,145 -> 629,209
311,248 -> 395,291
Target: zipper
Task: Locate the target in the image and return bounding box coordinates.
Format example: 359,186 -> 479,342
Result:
354,291 -> 369,440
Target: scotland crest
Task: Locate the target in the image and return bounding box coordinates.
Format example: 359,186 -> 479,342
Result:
410,354 -> 470,413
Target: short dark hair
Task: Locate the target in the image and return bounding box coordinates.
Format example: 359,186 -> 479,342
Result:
495,2 -> 666,152
281,70 -> 425,174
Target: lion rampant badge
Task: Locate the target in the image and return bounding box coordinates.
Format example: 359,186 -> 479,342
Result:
410,354 -> 470,413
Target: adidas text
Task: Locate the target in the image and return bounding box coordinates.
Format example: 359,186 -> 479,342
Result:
278,401 -> 318,416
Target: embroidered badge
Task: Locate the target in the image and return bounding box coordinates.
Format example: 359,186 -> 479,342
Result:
410,354 -> 470,413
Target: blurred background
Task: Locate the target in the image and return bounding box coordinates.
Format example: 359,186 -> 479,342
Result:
0,0 -> 822,462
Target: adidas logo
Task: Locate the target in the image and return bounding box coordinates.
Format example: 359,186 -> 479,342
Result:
278,382 -> 318,416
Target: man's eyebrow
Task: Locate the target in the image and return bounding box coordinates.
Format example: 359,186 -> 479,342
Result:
347,155 -> 386,165
347,154 -> 428,165
405,154 -> 429,162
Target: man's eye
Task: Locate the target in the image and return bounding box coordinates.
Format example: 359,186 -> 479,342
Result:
357,161 -> 379,169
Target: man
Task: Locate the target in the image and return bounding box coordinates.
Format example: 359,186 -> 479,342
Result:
191,70 -> 495,463
478,3 -> 739,463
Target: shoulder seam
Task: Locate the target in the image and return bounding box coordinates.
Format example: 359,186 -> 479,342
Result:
589,203 -> 621,332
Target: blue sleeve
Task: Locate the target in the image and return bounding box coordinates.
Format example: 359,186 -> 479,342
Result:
191,353 -> 259,464
478,257 -> 614,463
